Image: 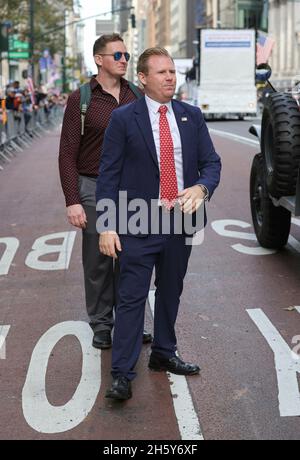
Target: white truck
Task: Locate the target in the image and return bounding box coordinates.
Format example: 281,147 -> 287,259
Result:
184,28 -> 257,119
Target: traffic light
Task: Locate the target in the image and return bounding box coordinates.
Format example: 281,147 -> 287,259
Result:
131,14 -> 136,29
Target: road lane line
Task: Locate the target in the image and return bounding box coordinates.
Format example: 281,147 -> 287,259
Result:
0,325 -> 10,359
292,217 -> 300,226
246,308 -> 300,417
288,235 -> 300,253
209,128 -> 259,147
148,290 -> 204,440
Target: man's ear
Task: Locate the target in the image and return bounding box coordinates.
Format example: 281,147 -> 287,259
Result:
94,54 -> 102,68
138,72 -> 146,87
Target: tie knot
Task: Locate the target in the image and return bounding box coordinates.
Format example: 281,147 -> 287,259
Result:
159,105 -> 168,115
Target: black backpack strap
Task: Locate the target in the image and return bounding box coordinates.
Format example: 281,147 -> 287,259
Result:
80,82 -> 92,136
128,81 -> 143,99
79,81 -> 141,136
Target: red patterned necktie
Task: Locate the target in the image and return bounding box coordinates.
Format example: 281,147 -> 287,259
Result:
158,105 -> 178,210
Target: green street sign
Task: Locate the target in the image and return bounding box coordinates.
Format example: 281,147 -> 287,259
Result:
8,34 -> 29,51
12,40 -> 29,50
8,51 -> 29,59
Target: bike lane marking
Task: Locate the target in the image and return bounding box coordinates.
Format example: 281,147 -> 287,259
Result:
209,128 -> 259,147
246,308 -> 300,417
4,214 -> 300,434
0,326 -> 10,359
22,321 -> 101,434
147,290 -> 204,441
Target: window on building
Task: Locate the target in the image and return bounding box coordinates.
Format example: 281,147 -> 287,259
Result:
237,0 -> 268,32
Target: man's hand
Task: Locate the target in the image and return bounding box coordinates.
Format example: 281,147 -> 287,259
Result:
99,232 -> 122,259
67,204 -> 87,229
178,185 -> 206,214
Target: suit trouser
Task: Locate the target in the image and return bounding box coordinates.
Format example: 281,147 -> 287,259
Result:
79,175 -> 117,333
112,232 -> 192,381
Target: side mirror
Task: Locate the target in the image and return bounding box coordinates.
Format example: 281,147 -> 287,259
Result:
256,63 -> 272,82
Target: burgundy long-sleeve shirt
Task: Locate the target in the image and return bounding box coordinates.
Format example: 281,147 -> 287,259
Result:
59,77 -> 138,207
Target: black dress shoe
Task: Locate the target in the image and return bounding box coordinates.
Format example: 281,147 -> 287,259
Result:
148,353 -> 200,376
105,376 -> 132,400
143,330 -> 153,344
92,330 -> 112,350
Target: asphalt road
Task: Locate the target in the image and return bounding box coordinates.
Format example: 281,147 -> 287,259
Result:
1,118 -> 300,440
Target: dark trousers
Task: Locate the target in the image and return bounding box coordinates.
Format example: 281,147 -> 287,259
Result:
112,232 -> 192,381
79,175 -> 117,333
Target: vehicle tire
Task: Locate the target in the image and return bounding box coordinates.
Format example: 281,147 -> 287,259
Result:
261,92 -> 300,197
250,153 -> 291,249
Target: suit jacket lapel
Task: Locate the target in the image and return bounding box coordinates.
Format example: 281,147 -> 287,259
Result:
135,97 -> 159,170
172,100 -> 189,182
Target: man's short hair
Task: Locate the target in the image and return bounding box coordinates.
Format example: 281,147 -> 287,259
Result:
137,47 -> 173,75
93,33 -> 124,56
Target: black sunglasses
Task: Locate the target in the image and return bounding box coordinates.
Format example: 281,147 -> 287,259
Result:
98,52 -> 131,62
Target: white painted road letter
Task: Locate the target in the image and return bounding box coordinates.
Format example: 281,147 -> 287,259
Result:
22,321 -> 101,433
0,325 -> 11,359
247,309 -> 300,417
212,220 -> 276,255
25,232 -> 76,271
0,238 -> 19,275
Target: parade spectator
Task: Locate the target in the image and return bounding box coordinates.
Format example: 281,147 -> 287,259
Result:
5,87 -> 16,111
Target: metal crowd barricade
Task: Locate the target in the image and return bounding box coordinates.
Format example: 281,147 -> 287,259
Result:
0,121 -> 5,169
33,107 -> 51,136
6,111 -> 24,153
12,112 -> 31,149
25,110 -> 40,139
0,104 -> 64,171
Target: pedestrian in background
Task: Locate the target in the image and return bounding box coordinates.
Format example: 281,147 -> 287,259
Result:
59,34 -> 152,350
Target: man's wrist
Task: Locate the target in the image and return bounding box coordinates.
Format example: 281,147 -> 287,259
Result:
197,184 -> 209,201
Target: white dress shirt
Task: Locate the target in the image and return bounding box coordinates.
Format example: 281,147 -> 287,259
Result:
145,95 -> 184,194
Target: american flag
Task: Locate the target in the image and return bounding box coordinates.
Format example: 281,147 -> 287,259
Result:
257,33 -> 275,65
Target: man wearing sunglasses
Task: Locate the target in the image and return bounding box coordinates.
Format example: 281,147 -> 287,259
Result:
59,34 -> 152,351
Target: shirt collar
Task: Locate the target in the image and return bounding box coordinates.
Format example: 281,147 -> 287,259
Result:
145,94 -> 173,115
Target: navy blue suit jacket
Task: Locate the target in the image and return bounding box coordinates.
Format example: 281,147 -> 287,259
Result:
96,97 -> 221,235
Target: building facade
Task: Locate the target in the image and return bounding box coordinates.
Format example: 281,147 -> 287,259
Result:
206,0 -> 268,29
154,0 -> 172,51
65,7 -> 85,91
268,0 -> 300,88
145,0 -> 157,48
122,0 -> 139,83
170,0 -> 188,57
112,0 -> 133,34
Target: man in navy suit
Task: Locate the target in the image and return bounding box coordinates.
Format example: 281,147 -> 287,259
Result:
96,47 -> 221,400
